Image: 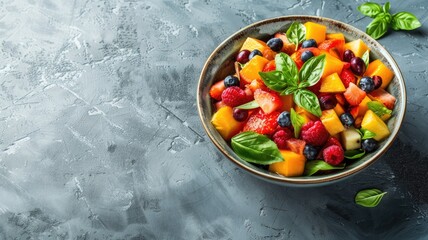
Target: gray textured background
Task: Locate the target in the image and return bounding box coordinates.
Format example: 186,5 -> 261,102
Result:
0,0 -> 427,239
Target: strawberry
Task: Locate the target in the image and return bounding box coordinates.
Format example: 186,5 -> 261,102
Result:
285,138 -> 306,155
248,79 -> 268,92
262,60 -> 276,72
243,110 -> 280,135
209,80 -> 226,101
253,89 -> 282,114
318,39 -> 345,51
368,88 -> 396,110
349,106 -> 359,120
344,82 -> 366,106
335,93 -> 346,106
339,69 -> 356,88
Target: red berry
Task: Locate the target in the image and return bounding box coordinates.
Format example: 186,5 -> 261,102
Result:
286,138 -> 306,155
262,60 -> 276,72
273,129 -> 293,149
300,120 -> 330,147
209,80 -> 226,101
372,75 -> 383,89
253,89 -> 283,114
243,110 -> 280,135
325,137 -> 342,148
344,82 -> 366,106
339,69 -> 356,88
323,145 -> 344,166
221,86 -> 247,107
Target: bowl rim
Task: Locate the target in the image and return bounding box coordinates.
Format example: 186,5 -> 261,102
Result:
197,15 -> 407,186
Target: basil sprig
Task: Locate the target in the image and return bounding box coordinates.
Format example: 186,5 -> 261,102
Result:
367,101 -> 392,117
236,100 -> 259,110
358,2 -> 421,39
361,50 -> 370,68
344,149 -> 366,159
231,131 -> 283,165
286,22 -> 306,50
304,160 -> 346,176
290,108 -> 305,138
355,189 -> 387,207
360,128 -> 376,140
259,53 -> 325,117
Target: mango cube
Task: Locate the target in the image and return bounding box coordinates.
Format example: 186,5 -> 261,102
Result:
361,110 -> 390,141
269,150 -> 306,177
240,55 -> 269,84
320,109 -> 345,136
333,103 -> 345,116
365,59 -> 394,88
320,72 -> 346,93
344,39 -> 370,58
304,22 -> 327,44
358,96 -> 372,117
240,37 -> 268,53
321,53 -> 345,78
211,106 -> 245,140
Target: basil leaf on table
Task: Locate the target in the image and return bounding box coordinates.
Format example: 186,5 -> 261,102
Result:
275,53 -> 298,86
293,89 -> 322,117
344,149 -> 366,159
231,131 -> 283,165
366,14 -> 391,39
290,108 -> 305,138
382,2 -> 390,13
361,50 -> 370,68
259,71 -> 288,93
360,128 -> 376,140
286,22 -> 306,50
391,12 -> 422,31
298,54 -> 326,87
357,2 -> 382,18
236,100 -> 259,110
355,189 -> 387,208
367,101 -> 392,117
304,160 -> 346,176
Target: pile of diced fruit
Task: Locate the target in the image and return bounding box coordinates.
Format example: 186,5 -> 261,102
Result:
209,21 -> 396,177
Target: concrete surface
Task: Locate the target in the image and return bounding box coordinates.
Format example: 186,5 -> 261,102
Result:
0,0 -> 427,239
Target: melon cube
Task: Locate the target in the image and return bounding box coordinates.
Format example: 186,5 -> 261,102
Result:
269,150 -> 306,177
365,59 -> 394,88
322,53 -> 345,78
320,109 -> 345,136
320,72 -> 346,93
240,55 -> 269,84
211,106 -> 245,140
304,22 -> 327,44
344,39 -> 370,58
240,37 -> 268,53
361,110 -> 390,141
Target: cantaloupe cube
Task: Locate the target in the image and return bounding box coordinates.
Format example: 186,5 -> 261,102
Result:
320,72 -> 346,93
344,39 -> 370,58
358,96 -> 372,117
269,150 -> 306,177
211,106 -> 245,140
295,105 -> 317,121
361,110 -> 390,141
364,59 -> 394,88
320,109 -> 345,136
240,37 -> 268,53
304,22 -> 327,44
333,103 -> 345,116
280,95 -> 293,111
240,55 -> 269,84
327,33 -> 345,41
321,53 -> 344,78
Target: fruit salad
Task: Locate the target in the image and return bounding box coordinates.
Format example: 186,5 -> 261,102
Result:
209,21 -> 396,177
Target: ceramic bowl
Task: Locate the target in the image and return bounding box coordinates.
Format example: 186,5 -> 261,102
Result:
197,16 -> 406,186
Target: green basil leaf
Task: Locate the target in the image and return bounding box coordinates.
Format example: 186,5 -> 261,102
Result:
293,89 -> 322,117
361,50 -> 370,68
299,54 -> 326,87
392,12 -> 422,30
344,149 -> 366,159
286,22 -> 306,50
382,2 -> 390,13
357,2 -> 382,18
281,86 -> 298,96
298,81 -> 310,88
304,160 -> 346,176
355,189 -> 387,207
360,128 -> 376,140
231,131 -> 283,165
275,53 -> 298,86
367,101 -> 392,117
259,71 -> 288,93
236,100 -> 259,110
366,14 -> 390,39
290,108 -> 305,138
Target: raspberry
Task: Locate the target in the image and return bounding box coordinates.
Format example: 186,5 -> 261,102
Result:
221,86 -> 246,107
272,129 -> 292,149
323,145 -> 344,166
325,137 -> 342,148
300,120 -> 329,146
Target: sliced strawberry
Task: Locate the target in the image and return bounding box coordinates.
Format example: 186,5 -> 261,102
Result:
209,80 -> 226,101
262,60 -> 276,72
368,88 -> 396,110
343,62 -> 351,69
243,110 -> 280,135
335,93 -> 346,106
318,39 -> 345,51
285,138 -> 306,155
339,69 -> 356,88
349,106 -> 359,119
344,82 -> 366,106
248,79 -> 267,92
253,89 -> 282,114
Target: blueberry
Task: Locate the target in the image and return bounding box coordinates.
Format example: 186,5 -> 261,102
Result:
319,95 -> 337,110
233,108 -> 248,122
277,111 -> 291,127
304,144 -> 318,161
372,75 -> 383,89
249,49 -> 262,60
359,76 -> 375,93
343,50 -> 355,63
302,39 -> 317,48
267,38 -> 283,52
236,50 -> 251,64
361,138 -> 378,153
301,50 -> 314,62
224,75 -> 240,88
340,113 -> 354,127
